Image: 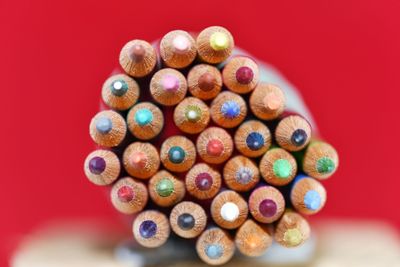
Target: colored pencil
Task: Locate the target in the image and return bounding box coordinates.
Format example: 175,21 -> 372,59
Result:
211,190 -> 248,229
223,155 -> 260,192
169,201 -> 207,238
302,141 -> 339,180
185,163 -> 222,200
259,147 -> 298,186
248,185 -> 285,223
196,26 -> 234,64
196,227 -> 235,265
160,135 -> 196,172
210,91 -> 247,128
150,68 -> 187,106
275,115 -> 312,152
126,102 -> 164,140
89,110 -> 127,147
274,210 -> 310,248
234,120 -> 272,158
173,97 -> 210,134
249,83 -> 286,120
122,142 -> 160,179
110,177 -> 148,214
160,30 -> 197,69
187,64 -> 222,100
84,149 -> 120,186
291,176 -> 327,215
132,210 -> 170,248
119,39 -> 157,77
222,56 -> 259,94
235,219 -> 272,257
196,127 -> 233,164
148,170 -> 185,207
101,73 -> 140,111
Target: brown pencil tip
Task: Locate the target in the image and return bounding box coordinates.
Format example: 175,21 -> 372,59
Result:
129,44 -> 145,61
198,73 -> 216,91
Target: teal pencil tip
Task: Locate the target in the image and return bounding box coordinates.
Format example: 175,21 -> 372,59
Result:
135,108 -> 153,126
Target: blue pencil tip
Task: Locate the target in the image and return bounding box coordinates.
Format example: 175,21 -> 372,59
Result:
205,244 -> 223,259
304,190 -> 321,210
220,100 -> 240,119
246,132 -> 264,150
96,117 -> 113,134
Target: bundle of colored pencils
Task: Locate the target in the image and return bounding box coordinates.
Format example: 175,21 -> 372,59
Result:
84,26 -> 339,265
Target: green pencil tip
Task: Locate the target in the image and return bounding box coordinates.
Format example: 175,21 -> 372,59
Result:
273,159 -> 292,178
156,178 -> 174,197
316,157 -> 335,174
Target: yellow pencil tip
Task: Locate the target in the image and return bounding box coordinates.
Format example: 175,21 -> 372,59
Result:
210,32 -> 229,51
283,228 -> 302,247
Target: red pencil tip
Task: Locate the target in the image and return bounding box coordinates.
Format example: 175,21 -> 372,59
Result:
206,139 -> 224,156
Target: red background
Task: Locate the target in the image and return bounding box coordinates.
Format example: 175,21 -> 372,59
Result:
1,0 -> 400,265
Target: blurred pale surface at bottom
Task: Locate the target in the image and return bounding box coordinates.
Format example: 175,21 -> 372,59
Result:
11,219 -> 400,267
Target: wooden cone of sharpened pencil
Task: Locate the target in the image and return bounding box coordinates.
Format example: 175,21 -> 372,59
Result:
83,26 -> 339,265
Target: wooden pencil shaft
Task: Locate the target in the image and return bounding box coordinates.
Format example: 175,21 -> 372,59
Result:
119,39 -> 157,78
111,177 -> 148,214
132,210 -> 170,248
170,201 -> 207,238
89,110 -> 127,148
101,74 -> 140,111
222,56 -> 259,94
187,64 -> 222,100
196,227 -> 235,265
160,30 -> 197,69
196,26 -> 234,64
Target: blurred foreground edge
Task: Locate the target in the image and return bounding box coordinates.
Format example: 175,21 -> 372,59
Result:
10,219 -> 400,267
